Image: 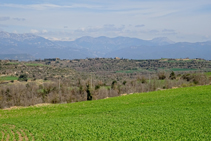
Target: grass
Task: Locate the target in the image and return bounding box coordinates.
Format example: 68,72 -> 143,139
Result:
25,63 -> 49,67
170,68 -> 198,71
5,62 -> 19,65
116,69 -> 142,73
116,69 -> 154,73
5,62 -> 49,67
0,76 -> 18,81
205,72 -> 211,77
0,85 -> 211,140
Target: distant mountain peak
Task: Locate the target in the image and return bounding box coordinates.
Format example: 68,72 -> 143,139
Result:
151,37 -> 175,45
0,31 -> 39,41
1,31 -> 211,60
75,36 -> 94,42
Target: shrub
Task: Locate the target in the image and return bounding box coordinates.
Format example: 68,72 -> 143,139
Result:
18,74 -> 28,81
123,80 -> 127,85
169,71 -> 176,80
182,74 -> 194,81
158,72 -> 166,80
95,85 -> 100,90
86,84 -> 92,100
111,80 -> 117,89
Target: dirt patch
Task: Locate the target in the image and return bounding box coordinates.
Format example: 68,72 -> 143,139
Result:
3,103 -> 52,110
33,103 -> 52,107
20,130 -> 28,141
121,94 -> 127,96
17,131 -> 23,141
30,133 -> 35,141
6,132 -> 9,141
3,106 -> 24,111
1,131 -> 5,141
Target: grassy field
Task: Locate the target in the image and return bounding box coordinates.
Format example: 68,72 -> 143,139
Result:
116,69 -> 143,73
6,62 -> 19,65
0,76 -> 18,81
170,68 -> 198,71
116,69 -> 154,73
205,72 -> 211,77
0,85 -> 211,140
25,63 -> 49,67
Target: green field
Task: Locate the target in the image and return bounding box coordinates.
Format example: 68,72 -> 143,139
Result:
116,69 -> 143,73
0,76 -> 18,81
170,68 -> 198,71
5,62 -> 19,65
25,63 -> 48,67
205,72 -> 211,77
0,85 -> 211,140
116,69 -> 154,73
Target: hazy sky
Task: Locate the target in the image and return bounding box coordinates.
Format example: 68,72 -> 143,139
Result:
0,0 -> 211,42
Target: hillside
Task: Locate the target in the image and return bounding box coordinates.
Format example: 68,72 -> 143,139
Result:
0,85 -> 211,140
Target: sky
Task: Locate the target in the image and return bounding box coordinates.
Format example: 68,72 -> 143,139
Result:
0,0 -> 211,42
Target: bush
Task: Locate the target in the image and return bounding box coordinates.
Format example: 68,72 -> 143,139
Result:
18,74 -> 28,81
140,76 -> 146,83
182,74 -> 194,81
158,72 -> 166,80
169,71 -> 176,80
86,84 -> 92,100
111,80 -> 117,89
95,85 -> 100,90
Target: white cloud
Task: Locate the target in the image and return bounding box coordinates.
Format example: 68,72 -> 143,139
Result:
13,30 -> 18,33
75,25 -> 125,33
1,1 -> 211,42
30,29 -> 39,34
0,3 -> 102,10
42,29 -> 48,33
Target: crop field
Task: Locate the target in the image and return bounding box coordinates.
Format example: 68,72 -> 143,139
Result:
0,85 -> 211,140
0,76 -> 18,81
170,68 -> 198,71
25,63 -> 49,67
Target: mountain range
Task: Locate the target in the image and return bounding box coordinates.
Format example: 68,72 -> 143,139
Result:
0,31 -> 210,60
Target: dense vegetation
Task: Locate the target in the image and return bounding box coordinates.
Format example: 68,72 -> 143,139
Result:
0,58 -> 211,108
0,85 -> 210,140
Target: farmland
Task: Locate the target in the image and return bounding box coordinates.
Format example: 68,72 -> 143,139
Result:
0,58 -> 211,108
0,85 -> 210,140
0,76 -> 18,81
